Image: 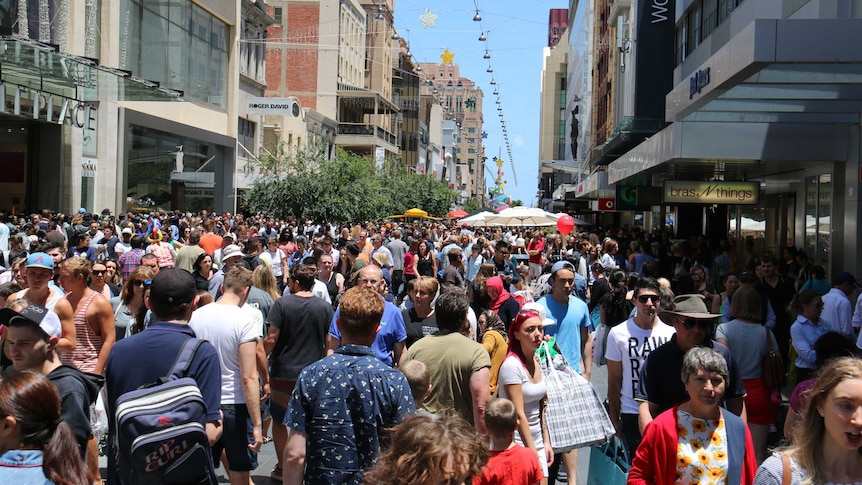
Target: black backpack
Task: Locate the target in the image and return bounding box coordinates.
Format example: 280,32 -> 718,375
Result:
114,338 -> 218,484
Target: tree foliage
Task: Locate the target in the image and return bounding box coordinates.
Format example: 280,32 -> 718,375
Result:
462,198 -> 482,213
245,146 -> 458,223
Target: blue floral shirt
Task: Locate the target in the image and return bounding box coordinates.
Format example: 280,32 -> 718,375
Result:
286,344 -> 415,484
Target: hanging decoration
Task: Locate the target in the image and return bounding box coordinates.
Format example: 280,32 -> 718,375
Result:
419,9 -> 438,29
440,49 -> 455,66
488,157 -> 510,212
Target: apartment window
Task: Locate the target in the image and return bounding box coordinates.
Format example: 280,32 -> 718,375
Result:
675,17 -> 688,64
468,127 -> 476,133
238,118 -> 256,153
273,7 -> 283,24
702,0 -> 717,37
687,4 -> 701,53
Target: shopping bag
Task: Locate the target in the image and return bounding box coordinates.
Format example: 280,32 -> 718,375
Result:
586,437 -> 629,485
538,342 -> 615,453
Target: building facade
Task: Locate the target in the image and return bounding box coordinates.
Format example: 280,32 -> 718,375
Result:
418,61 -> 484,204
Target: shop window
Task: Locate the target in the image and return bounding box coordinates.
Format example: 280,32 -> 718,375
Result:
126,124 -> 219,213
805,174 -> 832,268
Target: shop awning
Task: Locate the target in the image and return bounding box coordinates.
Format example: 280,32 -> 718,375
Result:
0,36 -> 184,103
609,18 -> 862,185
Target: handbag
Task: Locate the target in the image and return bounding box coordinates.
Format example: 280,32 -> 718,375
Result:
537,342 -> 615,453
586,436 -> 629,485
762,327 -> 786,391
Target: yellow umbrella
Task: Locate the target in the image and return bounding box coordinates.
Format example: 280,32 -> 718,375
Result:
388,208 -> 442,220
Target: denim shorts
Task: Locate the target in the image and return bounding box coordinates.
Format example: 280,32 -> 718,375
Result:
211,404 -> 258,472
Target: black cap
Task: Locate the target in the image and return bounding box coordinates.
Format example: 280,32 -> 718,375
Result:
149,269 -> 196,305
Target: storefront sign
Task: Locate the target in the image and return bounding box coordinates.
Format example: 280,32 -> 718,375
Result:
0,82 -> 96,131
598,197 -> 616,211
246,97 -> 300,116
634,0 -> 675,119
689,67 -> 710,99
663,181 -> 759,204
185,188 -> 215,198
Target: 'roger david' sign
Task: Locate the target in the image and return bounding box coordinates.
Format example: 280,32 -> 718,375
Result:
663,181 -> 759,205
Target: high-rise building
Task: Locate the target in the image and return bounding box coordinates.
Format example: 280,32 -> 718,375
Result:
418,61 -> 484,204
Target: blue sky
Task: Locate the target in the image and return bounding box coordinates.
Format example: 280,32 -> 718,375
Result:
394,0 -> 563,207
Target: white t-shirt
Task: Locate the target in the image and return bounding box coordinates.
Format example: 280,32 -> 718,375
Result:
498,355 -> 547,446
282,279 -> 332,304
189,303 -> 259,405
605,318 -> 676,414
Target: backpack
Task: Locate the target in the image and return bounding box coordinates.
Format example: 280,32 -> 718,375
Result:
114,338 -> 218,485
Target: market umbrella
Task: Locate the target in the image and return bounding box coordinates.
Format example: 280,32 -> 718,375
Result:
484,207 -> 560,227
447,209 -> 469,219
388,208 -> 443,220
458,211 -> 497,227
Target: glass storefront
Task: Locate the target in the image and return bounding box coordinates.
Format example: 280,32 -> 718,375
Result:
125,124 -> 219,213
805,174 -> 832,268
119,0 -> 229,108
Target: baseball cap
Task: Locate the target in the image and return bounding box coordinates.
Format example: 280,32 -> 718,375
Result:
550,260 -> 575,276
660,294 -> 720,320
0,304 -> 62,339
148,269 -> 197,306
834,271 -> 859,288
739,269 -> 757,280
521,302 -> 555,327
222,232 -> 236,240
121,227 -> 133,235
77,207 -> 87,214
222,244 -> 244,260
26,252 -> 54,270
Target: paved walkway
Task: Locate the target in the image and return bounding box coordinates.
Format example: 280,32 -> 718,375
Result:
100,363 -> 609,484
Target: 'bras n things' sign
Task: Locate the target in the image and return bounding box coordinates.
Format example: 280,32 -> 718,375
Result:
663,181 -> 759,205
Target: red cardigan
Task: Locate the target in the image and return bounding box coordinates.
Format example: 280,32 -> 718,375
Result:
627,406 -> 757,485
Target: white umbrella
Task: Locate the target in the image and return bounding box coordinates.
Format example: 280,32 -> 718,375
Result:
484,207 -> 560,227
458,211 -> 497,227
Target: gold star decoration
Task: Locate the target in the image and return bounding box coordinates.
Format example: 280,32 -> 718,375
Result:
440,49 -> 455,66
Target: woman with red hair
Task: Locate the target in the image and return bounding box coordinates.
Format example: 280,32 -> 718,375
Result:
497,303 -> 554,484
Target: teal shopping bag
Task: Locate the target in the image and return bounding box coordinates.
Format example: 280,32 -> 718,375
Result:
586,436 -> 629,485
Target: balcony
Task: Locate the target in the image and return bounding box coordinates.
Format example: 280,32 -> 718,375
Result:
336,83 -> 400,157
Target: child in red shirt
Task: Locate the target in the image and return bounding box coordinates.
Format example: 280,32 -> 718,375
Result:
474,398 -> 543,485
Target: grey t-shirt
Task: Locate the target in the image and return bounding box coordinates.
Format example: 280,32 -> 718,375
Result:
387,239 -> 408,270
716,320 -> 779,379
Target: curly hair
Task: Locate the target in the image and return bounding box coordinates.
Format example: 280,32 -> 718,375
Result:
363,414 -> 489,485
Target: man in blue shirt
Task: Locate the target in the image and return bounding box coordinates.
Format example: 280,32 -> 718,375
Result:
537,259 -> 592,484
284,286 -> 415,484
326,265 -> 407,366
104,269 -> 222,485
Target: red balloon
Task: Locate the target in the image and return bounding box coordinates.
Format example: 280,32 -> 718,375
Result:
557,214 -> 575,235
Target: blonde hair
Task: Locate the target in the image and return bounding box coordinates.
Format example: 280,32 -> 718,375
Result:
252,265 -> 280,301
786,357 -> 862,484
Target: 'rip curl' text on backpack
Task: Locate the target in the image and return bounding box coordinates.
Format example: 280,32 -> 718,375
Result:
114,338 -> 218,485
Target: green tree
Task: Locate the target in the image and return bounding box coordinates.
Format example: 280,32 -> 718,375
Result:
245,148 -> 457,222
462,198 -> 481,213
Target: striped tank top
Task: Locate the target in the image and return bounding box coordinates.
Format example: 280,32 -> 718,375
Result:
60,292 -> 103,373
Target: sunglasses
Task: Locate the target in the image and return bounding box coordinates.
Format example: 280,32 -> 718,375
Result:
516,309 -> 541,319
92,270 -> 106,275
131,280 -> 145,286
681,318 -> 713,330
637,294 -> 660,304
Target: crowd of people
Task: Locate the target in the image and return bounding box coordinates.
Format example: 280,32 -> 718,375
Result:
0,207 -> 859,484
